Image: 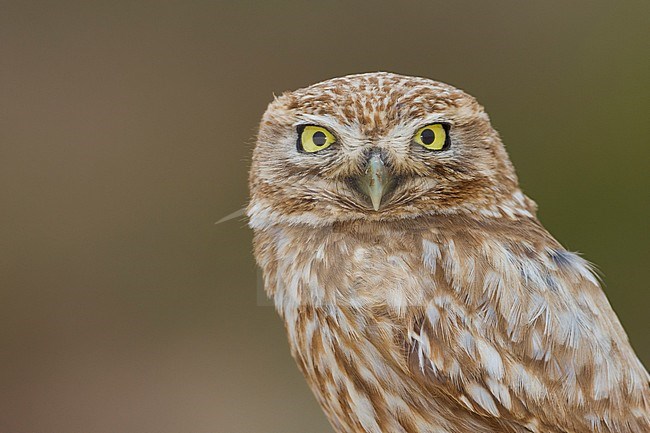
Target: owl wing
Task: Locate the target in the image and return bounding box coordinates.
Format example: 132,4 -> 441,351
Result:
401,237 -> 650,432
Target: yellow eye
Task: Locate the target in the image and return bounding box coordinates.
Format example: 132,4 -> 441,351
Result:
298,125 -> 336,153
413,123 -> 448,151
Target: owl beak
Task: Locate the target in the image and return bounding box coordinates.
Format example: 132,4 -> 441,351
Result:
356,153 -> 394,211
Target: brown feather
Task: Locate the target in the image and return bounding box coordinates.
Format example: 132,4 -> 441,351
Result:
249,73 -> 649,433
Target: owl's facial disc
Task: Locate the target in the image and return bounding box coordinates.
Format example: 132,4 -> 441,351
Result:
249,73 -> 529,225
354,152 -> 395,211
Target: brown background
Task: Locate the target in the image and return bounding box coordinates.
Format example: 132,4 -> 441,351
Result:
1,1 -> 648,432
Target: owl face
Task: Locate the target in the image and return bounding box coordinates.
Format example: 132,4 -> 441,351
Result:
249,73 -> 524,227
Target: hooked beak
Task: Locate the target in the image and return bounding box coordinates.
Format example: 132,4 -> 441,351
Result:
355,152 -> 395,211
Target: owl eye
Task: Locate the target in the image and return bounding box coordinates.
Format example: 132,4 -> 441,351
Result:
298,125 -> 336,153
413,123 -> 449,151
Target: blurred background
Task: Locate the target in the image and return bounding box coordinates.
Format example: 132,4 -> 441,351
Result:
1,1 -> 648,432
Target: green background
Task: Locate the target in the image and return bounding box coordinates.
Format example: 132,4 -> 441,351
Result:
1,1 -> 648,432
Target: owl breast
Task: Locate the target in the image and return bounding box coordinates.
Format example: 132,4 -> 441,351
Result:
260,223 -> 516,433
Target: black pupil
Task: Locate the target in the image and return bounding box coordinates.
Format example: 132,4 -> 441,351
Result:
312,131 -> 327,146
421,128 -> 435,145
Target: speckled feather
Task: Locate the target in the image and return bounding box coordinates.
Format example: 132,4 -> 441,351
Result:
248,73 -> 649,433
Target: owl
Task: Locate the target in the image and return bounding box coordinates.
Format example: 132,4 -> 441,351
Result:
247,72 -> 649,433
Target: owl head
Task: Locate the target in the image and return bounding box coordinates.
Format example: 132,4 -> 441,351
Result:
248,72 -> 534,228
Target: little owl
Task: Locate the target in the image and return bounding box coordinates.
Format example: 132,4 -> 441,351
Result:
247,72 -> 649,433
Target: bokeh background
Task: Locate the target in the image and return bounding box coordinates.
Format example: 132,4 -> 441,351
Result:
1,1 -> 648,432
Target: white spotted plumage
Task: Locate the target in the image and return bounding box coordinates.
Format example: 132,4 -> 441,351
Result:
249,72 -> 649,432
